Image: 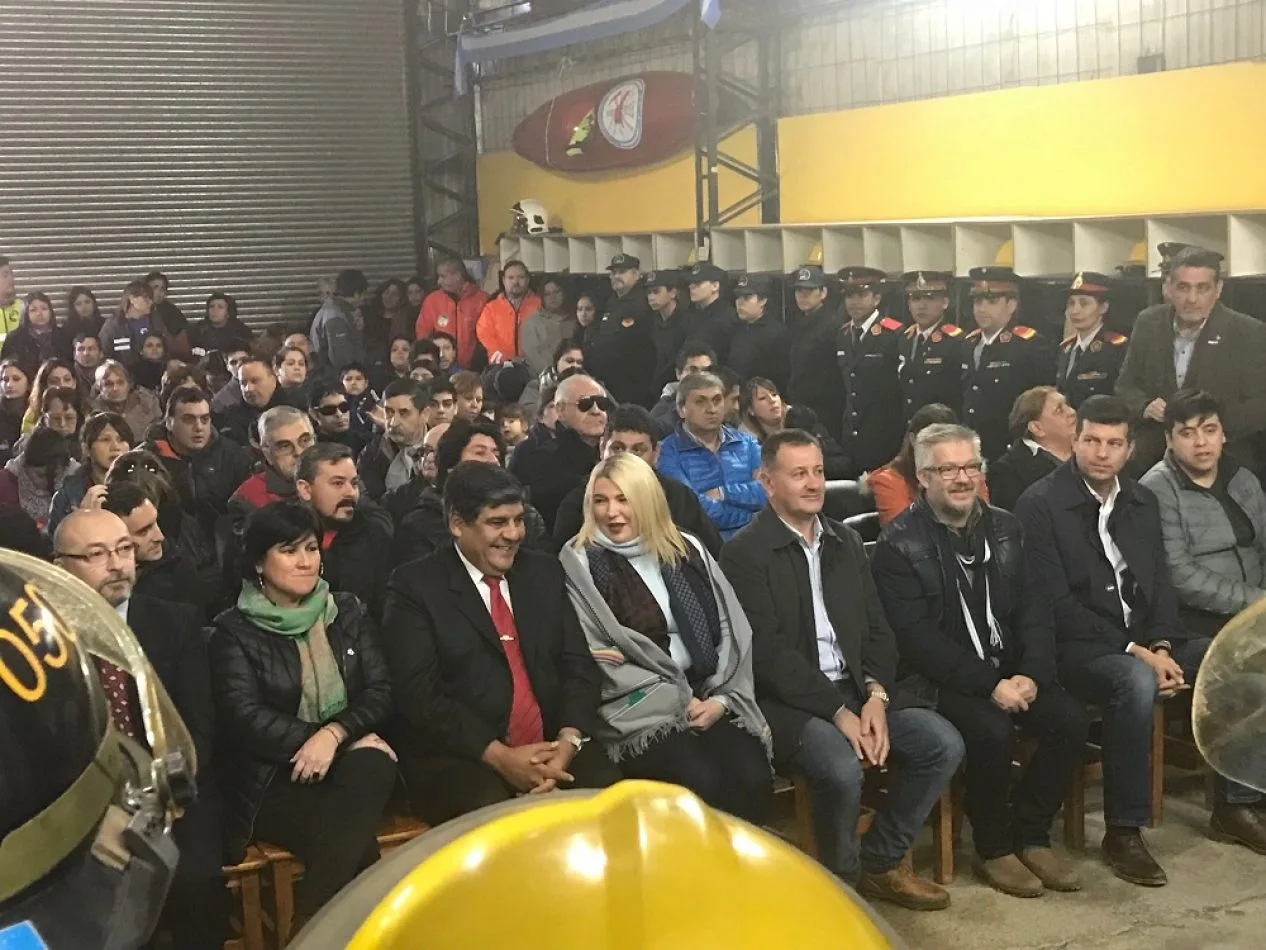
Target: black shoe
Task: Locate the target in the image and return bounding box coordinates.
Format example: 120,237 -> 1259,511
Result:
1101,828 -> 1167,887
1211,804 -> 1266,855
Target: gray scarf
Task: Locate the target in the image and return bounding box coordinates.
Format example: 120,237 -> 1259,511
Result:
560,534 -> 771,764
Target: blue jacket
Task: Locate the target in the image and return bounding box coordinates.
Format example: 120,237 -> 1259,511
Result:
657,425 -> 766,539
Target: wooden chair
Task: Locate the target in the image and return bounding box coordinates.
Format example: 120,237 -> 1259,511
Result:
221,846 -> 268,950
262,815 -> 430,948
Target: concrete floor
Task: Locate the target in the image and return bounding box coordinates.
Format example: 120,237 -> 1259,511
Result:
875,774 -> 1266,950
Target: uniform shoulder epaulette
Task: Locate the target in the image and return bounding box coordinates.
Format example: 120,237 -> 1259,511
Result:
940,323 -> 963,337
1012,325 -> 1037,340
1103,330 -> 1128,345
879,316 -> 904,332
1061,333 -> 1077,348
903,324 -> 917,339
965,328 -> 982,341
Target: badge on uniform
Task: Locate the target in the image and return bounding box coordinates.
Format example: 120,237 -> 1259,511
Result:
1090,340 -> 1102,353
1000,331 -> 1012,343
437,316 -> 449,327
621,318 -> 635,328
931,332 -> 942,343
870,325 -> 882,336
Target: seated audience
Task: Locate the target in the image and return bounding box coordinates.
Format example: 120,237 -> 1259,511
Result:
657,372 -> 766,540
72,332 -> 103,391
552,404 -> 722,556
310,268 -> 369,374
145,270 -> 193,359
451,370 -> 484,422
497,403 -> 529,449
228,406 -> 315,521
868,403 -> 988,525
295,443 -> 394,620
0,291 -> 72,369
519,276 -> 576,378
25,385 -> 82,460
872,423 -> 1088,897
424,332 -> 456,377
65,286 -> 105,340
309,381 -> 368,456
53,508 -> 224,949
720,430 -> 964,908
0,504 -> 51,558
48,411 -> 133,535
1016,395 -> 1266,885
358,379 -> 429,500
987,386 -> 1076,511
188,291 -> 253,357
134,331 -> 168,390
339,362 -> 376,433
560,454 -> 773,823
216,356 -> 305,446
93,359 -> 161,439
0,359 -> 29,465
0,424 -> 73,531
651,343 -> 716,436
509,372 -> 611,532
102,480 -> 203,609
374,335 -> 412,390
99,279 -> 171,369
148,387 -> 253,525
518,339 -> 583,420
382,463 -> 619,823
738,376 -> 855,480
274,344 -> 310,395
210,502 -> 396,925
22,358 -> 85,434
1140,389 -> 1266,637
423,377 -> 457,427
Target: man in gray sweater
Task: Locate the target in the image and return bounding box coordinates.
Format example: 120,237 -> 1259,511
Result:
1140,389 -> 1266,638
310,269 -> 368,376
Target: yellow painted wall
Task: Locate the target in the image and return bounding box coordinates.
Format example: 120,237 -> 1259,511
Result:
476,128 -> 759,253
778,62 -> 1266,223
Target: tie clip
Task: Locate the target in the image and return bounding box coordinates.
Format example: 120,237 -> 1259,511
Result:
500,635 -> 515,642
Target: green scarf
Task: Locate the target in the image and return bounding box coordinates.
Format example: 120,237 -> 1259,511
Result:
237,579 -> 347,722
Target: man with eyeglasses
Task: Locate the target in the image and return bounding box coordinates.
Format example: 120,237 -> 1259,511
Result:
53,508 -> 226,949
872,423 -> 1089,899
509,372 -> 613,532
227,406 -> 314,524
309,382 -> 367,457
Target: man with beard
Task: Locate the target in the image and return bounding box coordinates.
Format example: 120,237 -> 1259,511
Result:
295,441 -> 394,620
53,508 -> 225,948
586,253 -> 657,407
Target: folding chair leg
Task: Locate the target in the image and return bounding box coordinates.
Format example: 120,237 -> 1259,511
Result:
1149,703 -> 1165,827
1064,765 -> 1086,851
932,788 -> 954,884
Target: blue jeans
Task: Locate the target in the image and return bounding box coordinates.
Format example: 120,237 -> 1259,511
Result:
790,708 -> 964,882
1060,637 -> 1261,828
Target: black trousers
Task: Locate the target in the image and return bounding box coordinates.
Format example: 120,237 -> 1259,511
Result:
936,684 -> 1090,859
253,747 -> 397,920
148,794 -> 228,950
403,741 -> 621,826
618,719 -> 773,826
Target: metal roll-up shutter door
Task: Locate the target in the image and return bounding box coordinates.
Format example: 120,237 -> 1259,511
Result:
0,0 -> 416,331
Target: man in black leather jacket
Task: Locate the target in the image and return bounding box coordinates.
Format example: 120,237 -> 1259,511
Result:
872,422 -> 1088,899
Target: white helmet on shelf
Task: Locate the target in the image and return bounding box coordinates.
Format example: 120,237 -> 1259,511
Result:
511,199 -> 549,235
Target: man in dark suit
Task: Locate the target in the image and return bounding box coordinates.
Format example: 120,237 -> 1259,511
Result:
986,386 -> 1076,511
898,270 -> 967,420
53,509 -> 224,950
728,274 -> 790,394
786,266 -> 846,442
1056,272 -> 1128,409
872,422 -> 1088,898
382,463 -> 620,824
1016,396 -> 1266,887
961,267 -> 1057,462
1116,245 -> 1266,475
837,266 -> 906,473
720,430 -> 963,910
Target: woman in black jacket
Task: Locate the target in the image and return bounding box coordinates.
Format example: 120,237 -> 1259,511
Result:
209,501 -> 397,923
0,292 -> 73,372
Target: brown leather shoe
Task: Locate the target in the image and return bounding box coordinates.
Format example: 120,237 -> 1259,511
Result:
858,855 -> 951,911
1018,847 -> 1082,892
1101,828 -> 1167,887
1211,804 -> 1266,855
973,854 -> 1044,898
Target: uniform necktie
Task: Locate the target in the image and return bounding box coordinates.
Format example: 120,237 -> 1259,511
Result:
973,339 -> 985,370
94,656 -> 138,740
910,333 -> 921,365
484,575 -> 544,747
1067,345 -> 1081,380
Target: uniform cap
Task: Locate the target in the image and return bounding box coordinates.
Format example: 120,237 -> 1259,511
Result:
733,274 -> 771,297
607,253 -> 641,272
688,261 -> 726,284
968,266 -> 1020,298
837,266 -> 887,290
902,270 -> 951,297
1067,271 -> 1112,298
790,265 -> 828,289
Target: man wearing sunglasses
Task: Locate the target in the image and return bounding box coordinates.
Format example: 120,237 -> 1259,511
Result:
309,382 -> 367,457
509,372 -> 613,533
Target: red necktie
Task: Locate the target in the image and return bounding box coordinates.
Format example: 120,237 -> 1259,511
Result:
484,575 -> 544,747
94,656 -> 139,740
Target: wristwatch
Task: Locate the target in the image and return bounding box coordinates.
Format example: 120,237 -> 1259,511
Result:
867,685 -> 890,709
563,733 -> 586,752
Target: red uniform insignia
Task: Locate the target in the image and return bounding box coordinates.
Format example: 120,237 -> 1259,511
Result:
1103,330 -> 1128,345
879,316 -> 904,332
1012,325 -> 1037,340
940,324 -> 963,337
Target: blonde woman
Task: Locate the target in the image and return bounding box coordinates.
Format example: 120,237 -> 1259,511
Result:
560,453 -> 772,823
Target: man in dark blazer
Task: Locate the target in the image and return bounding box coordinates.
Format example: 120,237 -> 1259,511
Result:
985,386 -> 1076,511
786,266 -> 847,442
898,270 -> 968,420
836,266 -> 907,472
53,509 -> 224,950
1015,396 -> 1266,887
1116,245 -> 1266,476
721,430 -> 963,911
872,422 -> 1088,898
382,463 -> 619,824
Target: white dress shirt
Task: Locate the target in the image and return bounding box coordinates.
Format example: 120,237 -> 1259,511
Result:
779,515 -> 846,680
1085,477 -> 1132,628
456,545 -> 514,617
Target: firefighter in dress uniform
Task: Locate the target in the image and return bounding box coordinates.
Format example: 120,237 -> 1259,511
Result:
837,266 -> 906,473
1057,271 -> 1128,410
961,266 -> 1056,462
898,270 -> 968,419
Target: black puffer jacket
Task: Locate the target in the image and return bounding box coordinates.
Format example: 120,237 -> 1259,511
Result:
209,591 -> 394,860
323,500 -> 395,621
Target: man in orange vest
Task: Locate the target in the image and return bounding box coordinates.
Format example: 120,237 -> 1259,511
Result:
415,258 -> 489,369
477,261 -> 541,365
